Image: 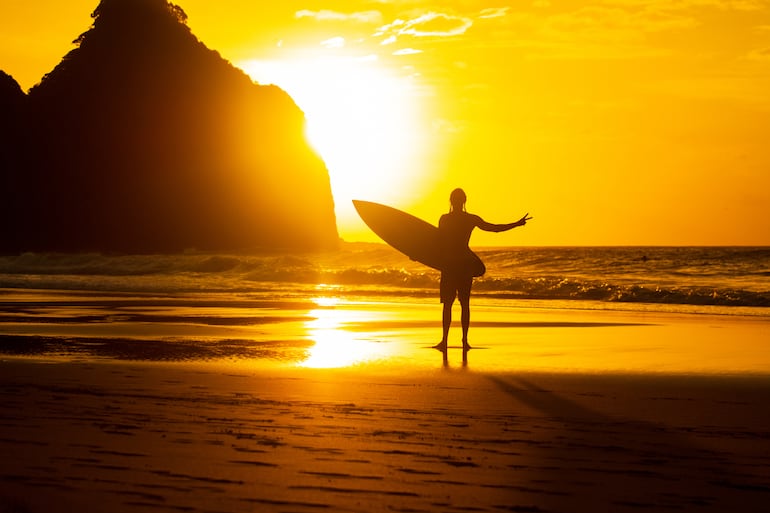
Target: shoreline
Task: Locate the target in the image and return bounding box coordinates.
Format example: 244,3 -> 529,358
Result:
1,296 -> 768,374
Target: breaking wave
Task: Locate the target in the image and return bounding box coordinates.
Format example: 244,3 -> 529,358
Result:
0,246 -> 768,310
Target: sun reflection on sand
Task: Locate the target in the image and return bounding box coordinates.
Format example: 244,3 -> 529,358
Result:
301,298 -> 393,368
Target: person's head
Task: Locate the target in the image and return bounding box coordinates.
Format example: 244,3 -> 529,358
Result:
449,188 -> 466,212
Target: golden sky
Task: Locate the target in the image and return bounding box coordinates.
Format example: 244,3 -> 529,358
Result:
2,1 -> 769,245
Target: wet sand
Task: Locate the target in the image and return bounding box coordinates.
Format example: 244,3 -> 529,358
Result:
1,299 -> 770,512
2,365 -> 770,511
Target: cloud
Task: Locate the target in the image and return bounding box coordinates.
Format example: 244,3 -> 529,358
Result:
375,12 -> 473,42
295,10 -> 383,24
544,5 -> 698,42
393,48 -> 423,55
746,47 -> 770,61
474,4 -> 699,60
528,0 -> 768,53
602,0 -> 765,11
432,118 -> 466,135
479,7 -> 509,19
320,37 -> 345,49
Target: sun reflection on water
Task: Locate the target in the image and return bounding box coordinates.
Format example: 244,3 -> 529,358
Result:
301,298 -> 392,368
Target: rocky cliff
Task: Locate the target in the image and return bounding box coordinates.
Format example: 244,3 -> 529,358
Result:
0,0 -> 338,253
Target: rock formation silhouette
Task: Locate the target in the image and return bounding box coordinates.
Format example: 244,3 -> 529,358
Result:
0,0 -> 338,253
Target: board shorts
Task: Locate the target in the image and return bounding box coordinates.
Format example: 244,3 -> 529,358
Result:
440,270 -> 473,304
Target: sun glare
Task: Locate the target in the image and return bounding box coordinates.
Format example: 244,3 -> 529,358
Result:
301,307 -> 391,368
239,54 -> 423,228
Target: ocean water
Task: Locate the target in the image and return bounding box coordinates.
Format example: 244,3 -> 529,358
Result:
0,245 -> 767,313
1,246 -> 768,369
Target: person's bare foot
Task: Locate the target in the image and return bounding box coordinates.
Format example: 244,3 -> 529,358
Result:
462,341 -> 472,350
433,341 -> 447,350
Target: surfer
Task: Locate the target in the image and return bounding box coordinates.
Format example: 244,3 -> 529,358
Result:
435,188 -> 531,351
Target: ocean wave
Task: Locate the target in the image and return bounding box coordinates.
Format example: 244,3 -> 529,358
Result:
1,249 -> 768,309
471,276 -> 770,307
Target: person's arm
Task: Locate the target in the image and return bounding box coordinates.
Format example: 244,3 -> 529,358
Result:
477,213 -> 532,233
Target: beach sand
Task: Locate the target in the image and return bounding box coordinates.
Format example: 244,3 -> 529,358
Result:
1,301 -> 769,512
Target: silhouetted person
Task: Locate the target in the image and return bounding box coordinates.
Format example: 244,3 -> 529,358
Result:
434,188 -> 531,351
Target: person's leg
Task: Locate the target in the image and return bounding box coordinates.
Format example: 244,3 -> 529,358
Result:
435,273 -> 454,349
442,300 -> 453,343
458,277 -> 473,349
433,299 -> 452,349
459,298 -> 470,348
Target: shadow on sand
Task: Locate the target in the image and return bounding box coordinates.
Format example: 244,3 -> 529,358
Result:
486,374 -> 770,512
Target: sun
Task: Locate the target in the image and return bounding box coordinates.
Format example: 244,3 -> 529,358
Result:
239,53 -> 424,234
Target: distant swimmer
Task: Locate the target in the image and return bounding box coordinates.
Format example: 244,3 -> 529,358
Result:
434,188 -> 531,351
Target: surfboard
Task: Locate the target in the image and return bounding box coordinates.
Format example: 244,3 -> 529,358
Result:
353,200 -> 485,277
